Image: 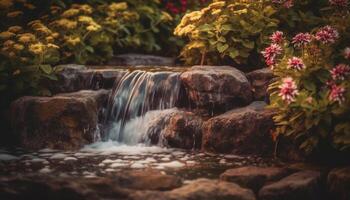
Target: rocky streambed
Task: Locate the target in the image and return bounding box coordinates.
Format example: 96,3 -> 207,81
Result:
1,145 -> 349,200
2,57 -> 350,200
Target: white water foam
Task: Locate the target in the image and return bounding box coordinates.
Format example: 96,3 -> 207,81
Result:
81,140 -> 171,155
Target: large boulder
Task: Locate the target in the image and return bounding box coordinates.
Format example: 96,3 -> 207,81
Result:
131,179 -> 256,200
246,68 -> 273,101
180,66 -> 253,114
220,166 -> 290,193
327,167 -> 350,200
49,64 -> 128,93
202,101 -> 275,154
107,54 -> 175,66
258,170 -> 321,200
10,90 -> 109,150
145,109 -> 203,149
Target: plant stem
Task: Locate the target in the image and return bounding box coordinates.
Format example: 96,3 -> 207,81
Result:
200,50 -> 206,66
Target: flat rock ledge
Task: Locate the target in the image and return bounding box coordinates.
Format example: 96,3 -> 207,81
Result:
10,90 -> 109,150
220,166 -> 291,193
258,170 -> 321,200
107,53 -> 176,66
49,64 -> 128,94
180,65 -> 253,114
202,101 -> 276,155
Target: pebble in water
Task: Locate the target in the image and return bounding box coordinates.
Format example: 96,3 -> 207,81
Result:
39,167 -> 52,174
158,161 -> 185,168
64,157 -> 78,161
0,154 -> 19,161
50,153 -> 67,160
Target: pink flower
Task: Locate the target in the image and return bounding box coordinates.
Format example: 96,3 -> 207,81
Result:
306,97 -> 313,104
329,0 -> 348,7
330,64 -> 350,80
278,77 -> 299,104
270,31 -> 284,44
329,84 -> 346,104
344,47 -> 350,59
287,57 -> 305,70
292,33 -> 313,48
261,44 -> 283,66
315,26 -> 339,44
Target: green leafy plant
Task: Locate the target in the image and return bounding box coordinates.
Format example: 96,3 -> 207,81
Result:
0,0 -> 176,107
174,0 -> 280,66
267,2 -> 350,155
0,22 -> 60,100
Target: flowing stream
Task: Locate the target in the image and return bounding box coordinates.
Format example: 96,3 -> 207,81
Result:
103,69 -> 182,145
0,67 -> 278,181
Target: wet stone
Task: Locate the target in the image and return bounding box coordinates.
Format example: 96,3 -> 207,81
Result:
327,167 -> 350,200
220,166 -> 290,193
258,170 -> 321,200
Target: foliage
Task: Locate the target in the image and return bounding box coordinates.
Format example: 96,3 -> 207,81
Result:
267,1 -> 350,154
0,0 -> 176,108
174,0 -> 280,66
0,20 -> 60,102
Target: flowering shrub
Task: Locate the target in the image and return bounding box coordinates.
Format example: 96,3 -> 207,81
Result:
174,0 -> 280,66
0,0 -> 175,109
266,1 -> 350,154
0,21 -> 60,100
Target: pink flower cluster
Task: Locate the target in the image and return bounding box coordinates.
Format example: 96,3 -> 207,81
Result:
329,84 -> 346,104
272,0 -> 294,8
315,26 -> 339,44
330,64 -> 350,80
279,77 -> 299,104
262,43 -> 283,66
270,31 -> 284,44
344,47 -> 350,59
288,57 -> 305,71
329,0 -> 349,7
292,33 -> 313,48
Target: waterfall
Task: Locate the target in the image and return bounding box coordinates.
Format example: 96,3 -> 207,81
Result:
104,70 -> 182,144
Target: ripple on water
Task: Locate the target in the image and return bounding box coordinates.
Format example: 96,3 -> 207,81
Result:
0,142 -> 279,179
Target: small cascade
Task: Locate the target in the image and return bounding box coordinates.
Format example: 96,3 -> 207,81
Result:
104,70 -> 182,144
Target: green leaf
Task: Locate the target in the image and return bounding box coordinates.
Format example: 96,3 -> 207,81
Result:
39,65 -> 53,74
217,43 -> 229,53
198,24 -> 213,32
242,40 -> 255,49
229,49 -> 239,58
85,46 -> 94,53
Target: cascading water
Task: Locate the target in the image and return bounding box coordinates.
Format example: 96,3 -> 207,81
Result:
103,69 -> 182,145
